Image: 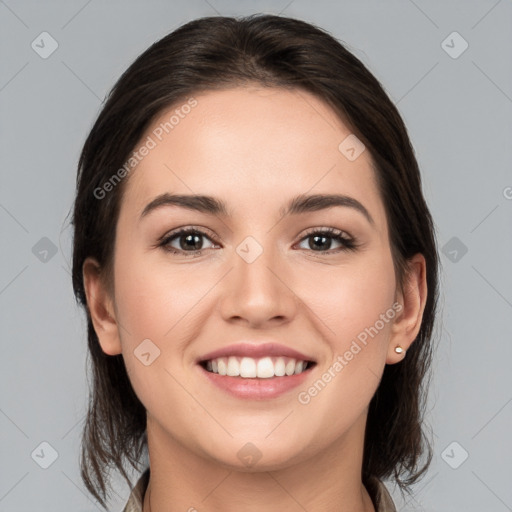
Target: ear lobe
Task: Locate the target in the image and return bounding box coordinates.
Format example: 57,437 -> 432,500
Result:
386,253 -> 428,364
82,257 -> 122,356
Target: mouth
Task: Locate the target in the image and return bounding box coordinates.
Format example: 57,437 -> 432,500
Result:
198,357 -> 317,400
199,356 -> 317,379
196,342 -> 318,399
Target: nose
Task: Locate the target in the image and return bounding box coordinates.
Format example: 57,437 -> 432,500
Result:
218,241 -> 299,328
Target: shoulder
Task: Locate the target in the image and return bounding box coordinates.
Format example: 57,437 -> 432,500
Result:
365,475 -> 397,512
122,469 -> 396,512
122,468 -> 150,512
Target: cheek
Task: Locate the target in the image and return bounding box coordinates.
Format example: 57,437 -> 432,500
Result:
112,249 -> 217,397
292,256 -> 396,441
112,250 -> 197,410
113,246 -> 198,342
299,249 -> 396,351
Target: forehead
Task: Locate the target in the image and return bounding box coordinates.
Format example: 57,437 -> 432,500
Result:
120,86 -> 386,229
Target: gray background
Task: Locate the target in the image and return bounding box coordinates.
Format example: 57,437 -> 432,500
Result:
1,0 -> 511,510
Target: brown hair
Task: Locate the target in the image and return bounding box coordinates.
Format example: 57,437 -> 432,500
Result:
71,13 -> 440,508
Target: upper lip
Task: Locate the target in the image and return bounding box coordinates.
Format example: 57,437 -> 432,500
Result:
197,342 -> 316,363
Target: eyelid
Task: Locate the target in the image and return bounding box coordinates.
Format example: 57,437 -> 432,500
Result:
157,225 -> 360,257
157,225 -> 219,245
154,226 -> 219,258
158,225 -> 354,243
294,226 -> 358,252
298,226 -> 353,240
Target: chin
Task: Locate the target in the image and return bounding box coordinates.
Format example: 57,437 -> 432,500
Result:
199,438 -> 310,473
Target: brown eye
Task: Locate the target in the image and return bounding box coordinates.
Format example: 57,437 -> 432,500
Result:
159,228 -> 216,255
296,228 -> 358,253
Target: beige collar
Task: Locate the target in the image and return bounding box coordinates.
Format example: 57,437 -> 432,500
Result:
123,468 -> 397,512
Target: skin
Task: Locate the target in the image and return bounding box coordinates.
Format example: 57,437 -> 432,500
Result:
83,86 -> 427,512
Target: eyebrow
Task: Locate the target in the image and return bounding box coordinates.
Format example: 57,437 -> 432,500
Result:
139,192 -> 375,226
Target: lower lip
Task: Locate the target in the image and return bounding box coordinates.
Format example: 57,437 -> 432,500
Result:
198,364 -> 314,400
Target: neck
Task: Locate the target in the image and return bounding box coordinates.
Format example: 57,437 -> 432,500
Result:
142,413 -> 375,512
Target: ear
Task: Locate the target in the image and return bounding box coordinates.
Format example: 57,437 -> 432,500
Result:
82,257 -> 122,356
386,253 -> 427,364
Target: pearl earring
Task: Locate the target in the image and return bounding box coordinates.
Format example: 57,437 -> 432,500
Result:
394,345 -> 404,354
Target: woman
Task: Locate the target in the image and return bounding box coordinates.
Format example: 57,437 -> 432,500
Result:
72,14 -> 439,512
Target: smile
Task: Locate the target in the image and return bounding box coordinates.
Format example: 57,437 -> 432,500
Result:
200,356 -> 315,378
198,359 -> 317,400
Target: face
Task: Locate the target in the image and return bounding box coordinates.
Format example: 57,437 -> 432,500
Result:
93,86 -> 407,470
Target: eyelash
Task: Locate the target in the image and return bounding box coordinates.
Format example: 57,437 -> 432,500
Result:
157,226 -> 359,257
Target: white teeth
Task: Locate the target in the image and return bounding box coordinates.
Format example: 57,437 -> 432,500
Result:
227,356 -> 239,376
203,356 -> 311,378
274,357 -> 286,377
217,358 -> 227,376
240,357 -> 257,378
285,359 -> 296,376
257,357 -> 274,379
